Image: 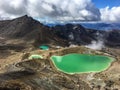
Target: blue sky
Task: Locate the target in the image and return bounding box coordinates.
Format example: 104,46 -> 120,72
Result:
92,0 -> 120,8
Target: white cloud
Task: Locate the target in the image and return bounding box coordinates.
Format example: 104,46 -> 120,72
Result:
0,0 -> 27,19
0,0 -> 100,21
0,0 -> 120,23
100,6 -> 120,22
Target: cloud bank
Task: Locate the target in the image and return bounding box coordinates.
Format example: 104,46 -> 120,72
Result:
0,0 -> 27,19
100,6 -> 120,23
0,0 -> 100,21
0,0 -> 120,23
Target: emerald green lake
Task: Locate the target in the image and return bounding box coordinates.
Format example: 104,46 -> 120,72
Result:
50,54 -> 114,74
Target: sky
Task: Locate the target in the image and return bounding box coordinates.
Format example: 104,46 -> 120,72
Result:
92,0 -> 120,8
0,0 -> 120,23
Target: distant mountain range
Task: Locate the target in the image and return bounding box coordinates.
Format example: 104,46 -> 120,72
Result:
45,22 -> 120,31
80,22 -> 120,30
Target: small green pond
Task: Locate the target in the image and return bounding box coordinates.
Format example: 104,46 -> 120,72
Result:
39,45 -> 49,50
29,55 -> 43,60
50,54 -> 114,74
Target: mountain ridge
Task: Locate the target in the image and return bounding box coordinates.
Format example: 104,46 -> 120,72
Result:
0,15 -> 120,48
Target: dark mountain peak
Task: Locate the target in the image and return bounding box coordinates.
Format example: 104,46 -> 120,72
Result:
0,15 -> 68,47
14,15 -> 33,21
0,15 -> 43,38
15,15 -> 30,20
12,15 -> 42,25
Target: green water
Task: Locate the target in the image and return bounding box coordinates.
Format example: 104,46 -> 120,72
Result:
39,45 -> 49,50
50,54 -> 114,74
29,55 -> 43,60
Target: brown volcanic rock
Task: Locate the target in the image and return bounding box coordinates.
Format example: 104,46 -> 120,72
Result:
0,15 -> 68,48
0,46 -> 120,90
